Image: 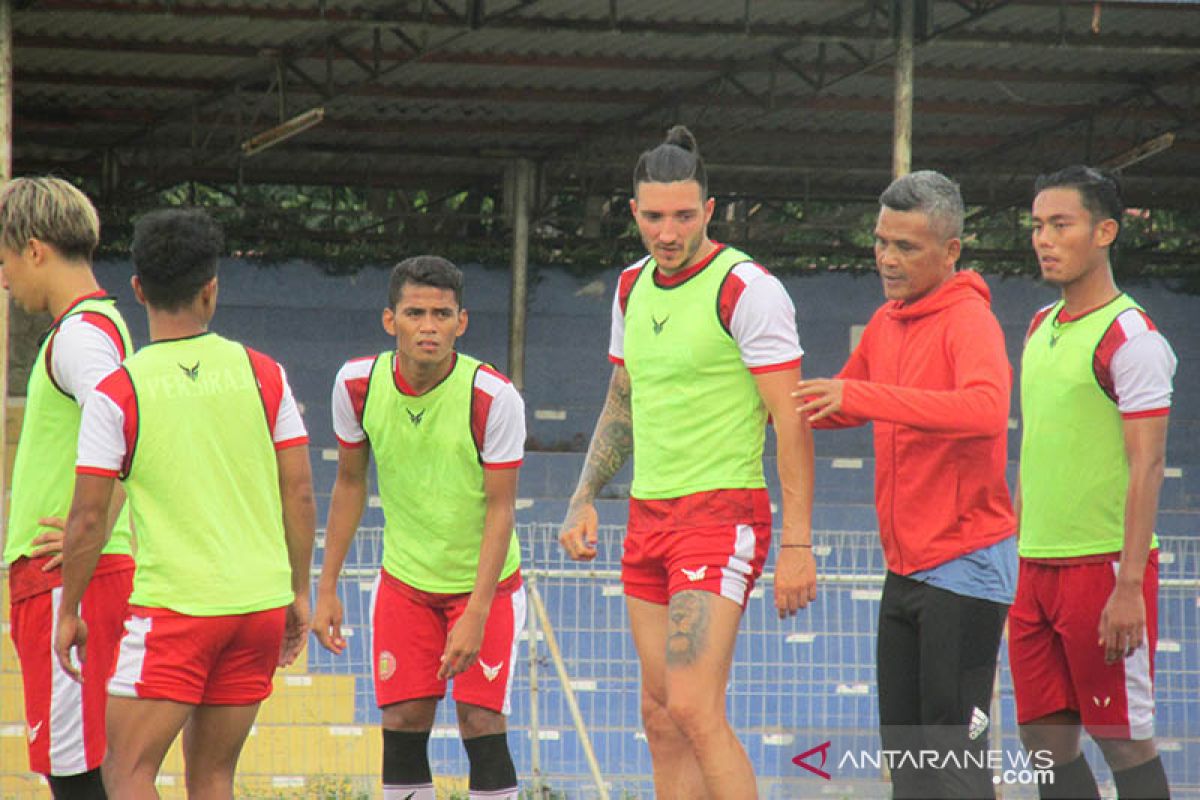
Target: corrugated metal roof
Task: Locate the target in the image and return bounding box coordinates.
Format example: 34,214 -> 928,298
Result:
8,0 -> 1200,212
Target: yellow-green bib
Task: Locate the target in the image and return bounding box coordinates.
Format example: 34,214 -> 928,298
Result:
364,352 -> 520,593
622,246 -> 768,499
122,333 -> 292,614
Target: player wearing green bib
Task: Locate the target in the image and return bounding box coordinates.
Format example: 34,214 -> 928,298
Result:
314,256 -> 526,800
560,127 -> 816,800
1,177 -> 134,798
54,209 -> 316,799
1011,167 -> 1176,800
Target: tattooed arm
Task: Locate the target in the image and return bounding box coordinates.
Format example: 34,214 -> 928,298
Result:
559,365 -> 633,561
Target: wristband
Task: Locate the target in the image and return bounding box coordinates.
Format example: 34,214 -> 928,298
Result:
780,543 -> 813,548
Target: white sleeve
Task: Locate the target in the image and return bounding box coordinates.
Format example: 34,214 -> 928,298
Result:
51,318 -> 124,408
76,390 -> 127,474
608,286 -> 626,363
1112,328 -> 1177,415
273,365 -> 308,444
482,381 -> 526,466
728,267 -> 804,370
331,359 -> 371,447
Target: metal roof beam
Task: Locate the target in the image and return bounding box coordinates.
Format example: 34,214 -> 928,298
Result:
25,2 -> 1200,55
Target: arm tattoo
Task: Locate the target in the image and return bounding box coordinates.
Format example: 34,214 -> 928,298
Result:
570,368 -> 633,507
666,590 -> 711,667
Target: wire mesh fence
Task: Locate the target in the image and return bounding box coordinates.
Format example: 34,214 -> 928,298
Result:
2,525 -> 1198,798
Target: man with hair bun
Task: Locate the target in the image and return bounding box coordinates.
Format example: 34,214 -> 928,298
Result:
561,125 -> 817,799
1,177 -> 134,799
797,170 -> 1016,798
314,255 -> 527,800
54,207 -> 316,797
1012,166 -> 1175,799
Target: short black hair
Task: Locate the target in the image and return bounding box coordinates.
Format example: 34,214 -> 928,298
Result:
632,125 -> 708,197
131,208 -> 224,311
388,255 -> 464,308
1034,165 -> 1124,241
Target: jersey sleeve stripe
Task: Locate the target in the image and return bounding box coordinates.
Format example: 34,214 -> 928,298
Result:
96,367 -> 138,477
748,357 -> 802,375
1025,303 -> 1057,343
245,347 -> 285,432
336,436 -> 368,449
483,459 -> 523,470
617,263 -> 645,316
78,311 -> 128,360
608,354 -> 625,366
471,383 -> 494,457
75,466 -> 120,478
1122,408 -> 1170,420
274,435 -> 309,450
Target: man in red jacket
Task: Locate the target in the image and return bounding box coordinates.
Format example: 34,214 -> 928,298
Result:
797,170 -> 1016,798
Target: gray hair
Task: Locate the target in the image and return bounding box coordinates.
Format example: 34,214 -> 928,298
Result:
879,170 -> 964,241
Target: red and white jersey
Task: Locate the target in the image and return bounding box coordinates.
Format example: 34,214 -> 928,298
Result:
47,306 -> 128,408
1027,303 -> 1177,418
332,354 -> 525,468
608,252 -> 803,372
77,350 -> 307,477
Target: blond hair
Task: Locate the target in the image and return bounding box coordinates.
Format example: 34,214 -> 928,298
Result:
0,177 -> 100,260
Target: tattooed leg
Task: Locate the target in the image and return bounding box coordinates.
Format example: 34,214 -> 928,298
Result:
662,590 -> 758,799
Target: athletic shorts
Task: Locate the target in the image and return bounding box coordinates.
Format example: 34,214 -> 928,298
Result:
621,489 -> 772,607
108,605 -> 286,706
8,556 -> 133,776
371,570 -> 525,715
1008,552 -> 1159,740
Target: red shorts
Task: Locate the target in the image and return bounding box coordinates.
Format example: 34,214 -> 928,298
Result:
1008,552 -> 1159,740
8,557 -> 133,776
622,489 -> 772,607
108,605 -> 285,705
372,570 -> 525,715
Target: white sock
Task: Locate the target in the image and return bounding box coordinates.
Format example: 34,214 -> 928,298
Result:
383,784 -> 436,800
469,789 -> 519,800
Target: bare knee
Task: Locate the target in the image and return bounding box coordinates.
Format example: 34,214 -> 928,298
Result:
1020,711 -> 1083,764
1096,737 -> 1158,772
457,703 -> 506,739
640,687 -> 677,740
382,699 -> 439,732
665,692 -> 722,744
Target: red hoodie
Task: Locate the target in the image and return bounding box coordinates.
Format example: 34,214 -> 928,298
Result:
817,270 -> 1016,574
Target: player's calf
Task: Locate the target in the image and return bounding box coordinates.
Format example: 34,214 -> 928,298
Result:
383,729 -> 434,800
462,732 -> 517,800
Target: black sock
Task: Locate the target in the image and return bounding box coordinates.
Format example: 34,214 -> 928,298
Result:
462,732 -> 517,792
382,729 -> 433,786
1040,754 -> 1100,800
1113,755 -> 1170,800
46,768 -> 106,800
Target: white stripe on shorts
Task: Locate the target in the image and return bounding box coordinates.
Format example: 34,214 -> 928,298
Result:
719,524 -> 757,606
49,587 -> 87,775
501,585 -> 527,717
1113,563 -> 1156,739
107,614 -> 153,698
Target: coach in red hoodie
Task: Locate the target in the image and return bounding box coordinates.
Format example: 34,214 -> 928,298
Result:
797,170 -> 1016,799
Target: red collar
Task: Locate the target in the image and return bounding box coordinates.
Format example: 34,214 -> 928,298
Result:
393,351 -> 457,396
653,243 -> 725,288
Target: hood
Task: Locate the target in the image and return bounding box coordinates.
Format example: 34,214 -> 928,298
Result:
885,269 -> 992,321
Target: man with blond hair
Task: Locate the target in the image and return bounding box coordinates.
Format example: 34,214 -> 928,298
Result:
1,178 -> 134,798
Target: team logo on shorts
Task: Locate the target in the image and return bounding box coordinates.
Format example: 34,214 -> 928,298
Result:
680,565 -> 707,582
481,660 -> 504,682
378,650 -> 397,681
